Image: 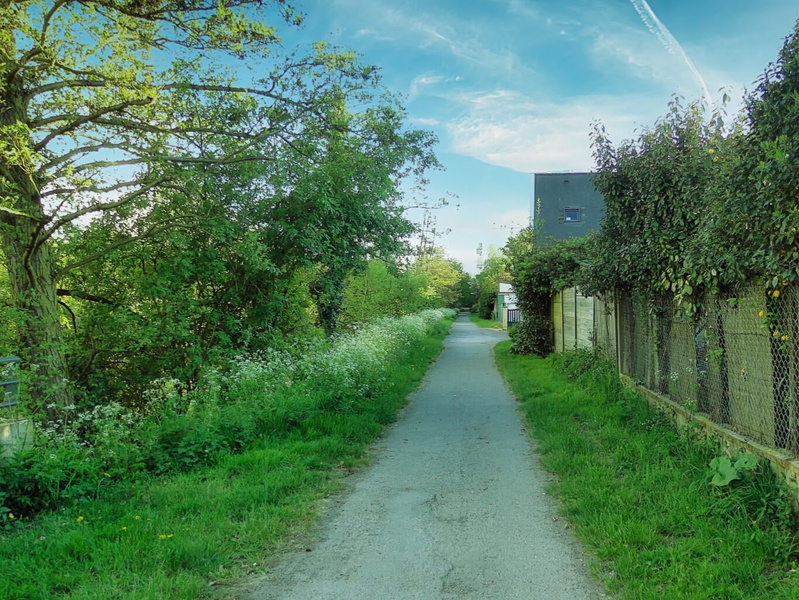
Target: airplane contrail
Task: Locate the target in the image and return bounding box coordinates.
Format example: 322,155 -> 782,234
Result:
629,0 -> 714,107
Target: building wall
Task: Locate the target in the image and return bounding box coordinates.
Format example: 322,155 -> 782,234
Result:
495,283 -> 517,321
534,172 -> 604,241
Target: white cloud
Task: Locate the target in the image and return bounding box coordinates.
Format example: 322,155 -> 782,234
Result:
440,89 -> 655,173
332,0 -> 528,77
408,74 -> 445,100
628,0 -> 713,106
506,0 -> 541,21
353,27 -> 396,42
586,21 -> 714,104
410,116 -> 442,127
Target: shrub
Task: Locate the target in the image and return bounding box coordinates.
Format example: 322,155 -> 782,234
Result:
509,314 -> 553,356
0,309 -> 456,518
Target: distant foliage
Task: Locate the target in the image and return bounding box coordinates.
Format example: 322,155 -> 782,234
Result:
412,250 -> 472,309
339,260 -> 428,327
474,251 -> 510,320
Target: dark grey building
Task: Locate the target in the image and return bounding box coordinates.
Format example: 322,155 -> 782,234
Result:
534,172 -> 604,242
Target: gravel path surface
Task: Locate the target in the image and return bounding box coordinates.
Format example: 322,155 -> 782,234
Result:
246,315 -> 607,600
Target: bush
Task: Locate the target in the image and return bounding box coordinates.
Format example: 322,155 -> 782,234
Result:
0,309 -> 456,518
509,314 -> 553,356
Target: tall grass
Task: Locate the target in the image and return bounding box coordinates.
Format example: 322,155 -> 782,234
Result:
0,310 -> 455,600
468,313 -> 502,329
495,343 -> 799,600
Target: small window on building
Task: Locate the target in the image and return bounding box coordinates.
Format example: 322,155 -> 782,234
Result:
563,208 -> 581,222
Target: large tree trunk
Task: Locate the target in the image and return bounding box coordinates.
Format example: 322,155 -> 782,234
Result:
1,55 -> 73,417
1,214 -> 73,419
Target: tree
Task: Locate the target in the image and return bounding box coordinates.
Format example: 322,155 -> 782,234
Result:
0,0 -> 438,414
473,248 -> 509,319
707,19 -> 799,291
339,259 -> 428,327
454,272 -> 475,309
413,249 -> 468,308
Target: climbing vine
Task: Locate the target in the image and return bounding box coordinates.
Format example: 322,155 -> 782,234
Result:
505,230 -> 588,355
586,97 -> 728,315
587,21 -> 799,308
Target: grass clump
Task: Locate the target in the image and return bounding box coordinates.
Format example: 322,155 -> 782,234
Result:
0,310 -> 455,600
468,313 -> 502,329
494,343 -> 799,600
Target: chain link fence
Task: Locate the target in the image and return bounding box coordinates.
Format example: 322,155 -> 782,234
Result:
615,286 -> 798,454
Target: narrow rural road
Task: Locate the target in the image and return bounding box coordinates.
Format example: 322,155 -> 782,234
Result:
246,315 -> 607,600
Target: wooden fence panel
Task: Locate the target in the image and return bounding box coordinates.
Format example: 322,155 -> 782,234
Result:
594,296 -> 617,363
562,288 -> 576,351
553,290 -> 564,352
576,292 -> 594,350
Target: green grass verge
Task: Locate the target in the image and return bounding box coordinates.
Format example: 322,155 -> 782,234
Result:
469,313 -> 502,329
494,342 -> 799,600
0,320 -> 453,600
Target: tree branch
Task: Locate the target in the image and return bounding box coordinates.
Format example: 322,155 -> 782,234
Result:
38,0 -> 71,48
38,141 -> 133,173
33,97 -> 155,151
54,218 -> 186,280
164,154 -> 272,166
40,176 -> 170,248
40,177 -> 146,199
161,82 -> 307,107
57,299 -> 78,332
72,157 -> 149,173
57,288 -> 120,306
0,205 -> 40,221
27,78 -> 106,101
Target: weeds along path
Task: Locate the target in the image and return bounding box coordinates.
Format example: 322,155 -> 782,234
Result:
245,315 -> 606,600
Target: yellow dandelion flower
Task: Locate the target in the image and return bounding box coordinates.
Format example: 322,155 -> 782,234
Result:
8,513 -> 14,520
708,148 -> 715,154
782,334 -> 790,341
76,516 -> 84,522
783,280 -> 790,287
759,310 -> 766,318
773,330 -> 781,337
134,515 -> 141,520
773,289 -> 781,298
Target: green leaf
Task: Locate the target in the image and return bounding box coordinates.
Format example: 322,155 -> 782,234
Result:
733,453 -> 758,471
710,456 -> 740,486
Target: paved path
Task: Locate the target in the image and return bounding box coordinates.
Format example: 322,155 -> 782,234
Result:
247,315 -> 607,600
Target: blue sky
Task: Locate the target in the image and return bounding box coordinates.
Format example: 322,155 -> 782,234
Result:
281,1 -> 799,273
